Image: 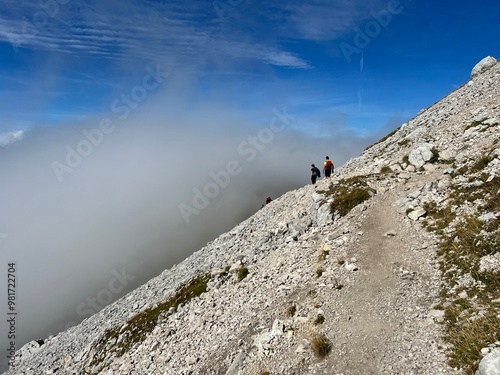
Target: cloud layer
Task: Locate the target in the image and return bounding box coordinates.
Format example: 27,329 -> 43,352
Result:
0,73 -> 390,370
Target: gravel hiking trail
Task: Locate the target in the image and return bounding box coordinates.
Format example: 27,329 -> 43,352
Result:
328,175 -> 454,375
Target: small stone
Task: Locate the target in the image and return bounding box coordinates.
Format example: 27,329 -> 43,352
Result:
408,208 -> 426,221
481,347 -> 492,355
479,212 -> 496,222
345,263 -> 359,272
428,309 -> 445,322
323,244 -> 333,252
295,344 -> 306,353
186,356 -> 198,365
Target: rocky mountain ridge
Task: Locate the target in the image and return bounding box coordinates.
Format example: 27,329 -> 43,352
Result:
6,57 -> 500,375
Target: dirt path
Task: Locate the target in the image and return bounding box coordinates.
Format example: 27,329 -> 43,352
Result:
326,178 -> 454,375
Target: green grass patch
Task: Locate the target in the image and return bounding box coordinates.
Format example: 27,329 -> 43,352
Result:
471,156 -> 492,172
237,266 -> 249,282
445,312 -> 500,375
380,166 -> 392,174
422,202 -> 456,234
322,176 -> 375,217
316,268 -> 324,278
423,172 -> 500,373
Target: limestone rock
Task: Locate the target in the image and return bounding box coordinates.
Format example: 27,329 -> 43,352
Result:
479,253 -> 500,274
408,208 -> 426,221
471,56 -> 497,78
409,143 -> 434,169
476,348 -> 500,375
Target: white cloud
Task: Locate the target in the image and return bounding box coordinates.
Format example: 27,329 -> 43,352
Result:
0,130 -> 24,146
283,0 -> 387,41
0,1 -> 316,70
264,51 -> 311,69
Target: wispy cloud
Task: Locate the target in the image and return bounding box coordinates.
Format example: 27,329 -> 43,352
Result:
282,0 -> 388,40
0,1 -> 312,69
0,130 -> 24,146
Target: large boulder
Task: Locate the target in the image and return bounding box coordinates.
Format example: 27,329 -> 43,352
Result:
476,348 -> 500,375
471,56 -> 497,79
409,143 -> 434,169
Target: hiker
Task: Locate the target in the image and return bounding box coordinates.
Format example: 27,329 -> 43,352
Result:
323,156 -> 334,178
265,196 -> 272,205
311,164 -> 321,184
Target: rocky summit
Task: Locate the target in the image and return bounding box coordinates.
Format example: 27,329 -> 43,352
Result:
7,58 -> 500,375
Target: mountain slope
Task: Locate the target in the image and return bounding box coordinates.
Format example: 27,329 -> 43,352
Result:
7,59 -> 500,375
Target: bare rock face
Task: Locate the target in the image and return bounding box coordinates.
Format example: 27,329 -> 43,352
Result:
471,56 -> 497,78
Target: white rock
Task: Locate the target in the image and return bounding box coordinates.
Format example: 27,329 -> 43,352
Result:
409,143 -> 434,169
471,56 -> 497,78
479,253 -> 500,274
345,263 -> 359,272
479,212 -> 496,222
481,347 -> 492,355
408,208 -> 426,221
476,348 -> 500,375
428,309 -> 445,322
225,351 -> 246,375
484,118 -> 499,126
186,356 -> 197,365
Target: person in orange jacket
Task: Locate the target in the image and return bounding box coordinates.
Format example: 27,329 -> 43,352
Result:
323,156 -> 334,178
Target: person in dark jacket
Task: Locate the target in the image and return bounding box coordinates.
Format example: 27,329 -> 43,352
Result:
311,164 -> 321,184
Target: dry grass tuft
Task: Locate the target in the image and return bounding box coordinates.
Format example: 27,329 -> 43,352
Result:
286,305 -> 297,317
310,333 -> 332,359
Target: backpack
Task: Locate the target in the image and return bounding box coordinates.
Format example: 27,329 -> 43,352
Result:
325,160 -> 333,170
314,167 -> 321,177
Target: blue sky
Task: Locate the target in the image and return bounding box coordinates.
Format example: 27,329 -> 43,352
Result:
0,0 -> 499,144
